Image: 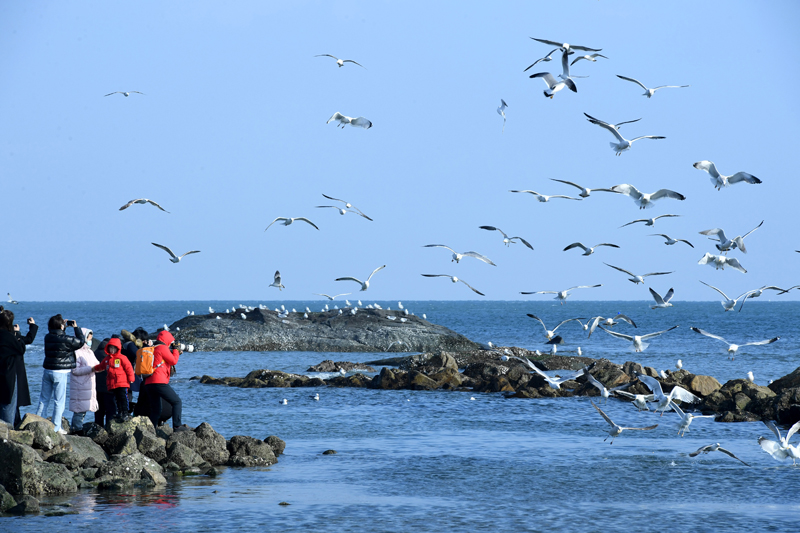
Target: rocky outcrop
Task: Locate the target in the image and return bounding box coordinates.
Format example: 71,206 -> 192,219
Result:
307,360 -> 376,373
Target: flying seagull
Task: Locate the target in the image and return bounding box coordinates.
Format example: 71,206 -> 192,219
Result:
423,245 -> 496,266
698,280 -> 757,312
151,243 -> 200,264
326,112 -> 372,129
615,75 -> 689,98
265,217 -> 320,231
570,53 -> 608,65
690,327 -> 780,360
650,234 -> 694,248
759,420 -> 800,465
509,356 -> 585,390
604,263 -> 673,284
479,226 -> 533,250
336,265 -> 386,291
613,390 -> 655,412
314,54 -> 366,69
669,401 -> 716,437
549,179 -> 619,198
526,314 -> 587,340
699,221 -> 763,254
320,194 -> 372,220
634,371 -> 700,415
316,205 -> 372,220
586,315 -> 637,338
105,91 -> 144,97
421,274 -> 484,296
314,293 -> 351,300
698,253 -> 747,273
530,38 -> 601,52
591,401 -> 658,444
611,184 -> 685,209
510,189 -> 582,202
693,161 -> 761,190
6,293 -> 18,305
497,99 -> 508,133
689,443 -> 750,466
521,284 -> 602,305
600,325 -> 679,352
563,242 -> 620,256
585,113 -> 665,156
119,198 -> 170,213
584,373 -> 633,403
620,214 -> 680,228
523,47 -> 560,72
649,287 -> 675,309
529,48 -> 577,99
269,271 -> 285,291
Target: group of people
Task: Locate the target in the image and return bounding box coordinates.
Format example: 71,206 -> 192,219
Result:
0,306 -> 189,434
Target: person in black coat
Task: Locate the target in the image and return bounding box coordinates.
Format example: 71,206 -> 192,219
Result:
0,309 -> 37,426
36,314 -> 84,433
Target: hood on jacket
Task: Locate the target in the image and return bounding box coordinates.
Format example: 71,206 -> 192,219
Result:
81,328 -> 93,343
156,330 -> 175,346
104,337 -> 123,356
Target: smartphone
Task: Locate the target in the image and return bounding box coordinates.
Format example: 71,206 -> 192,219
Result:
67,320 -> 76,327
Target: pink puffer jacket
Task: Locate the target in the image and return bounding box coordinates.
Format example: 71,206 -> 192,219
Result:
69,328 -> 99,413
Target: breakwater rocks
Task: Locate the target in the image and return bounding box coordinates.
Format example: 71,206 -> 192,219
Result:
196,347 -> 800,425
167,308 -> 481,353
0,414 -> 284,515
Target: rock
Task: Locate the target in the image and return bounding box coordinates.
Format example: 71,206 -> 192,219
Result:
63,435 -> 108,466
769,365 -> 800,393
370,367 -> 407,390
226,435 -> 277,467
165,441 -> 205,469
83,423 -> 109,446
265,436 -> 285,456
322,450 -> 336,455
135,427 -> 167,463
105,416 -> 156,456
8,430 -> 34,447
7,495 -> 39,515
194,423 -> 230,465
0,484 -> 16,511
307,360 -> 376,373
473,375 -> 514,393
409,371 -> 438,391
429,368 -> 465,390
20,420 -> 64,452
772,388 -> 800,425
167,428 -> 198,450
0,440 -> 77,496
95,452 -> 165,487
689,375 -> 722,396
326,374 -> 371,388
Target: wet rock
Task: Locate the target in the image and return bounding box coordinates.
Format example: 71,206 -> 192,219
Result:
326,373 -> 371,388
322,450 -> 336,455
307,360 -> 376,373
7,495 -> 39,515
0,483 -> 16,511
0,440 -> 77,496
194,423 -> 230,465
95,452 -> 165,487
370,367 -> 408,390
473,375 -> 514,393
165,441 -> 205,469
265,435 -> 285,456
8,430 -> 34,447
135,427 -> 167,463
772,388 -> 800,425
226,435 -> 277,467
83,423 -> 109,447
769,365 -> 800,393
19,419 -> 64,452
462,361 -> 508,381
105,416 -> 156,456
409,371 -> 438,391
63,435 -> 108,466
429,368 -> 466,390
689,375 -> 722,396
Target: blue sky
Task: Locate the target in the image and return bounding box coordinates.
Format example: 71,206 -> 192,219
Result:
2,1 -> 799,302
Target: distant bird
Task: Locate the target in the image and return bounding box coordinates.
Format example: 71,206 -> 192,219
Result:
241,313 -> 247,320
693,161 -> 761,190
327,112 -> 372,129
151,243 -> 200,264
280,399 -> 288,405
699,221 -> 762,254
549,179 -> 619,198
521,284 -> 601,305
421,274 -> 484,296
610,184 -> 685,209
105,91 -> 144,97
650,234 -> 694,248
312,393 -> 320,401
479,226 -> 533,249
586,315 -> 637,338
634,371 -> 700,416
265,217 -> 319,231
530,38 -> 602,52
600,325 -> 679,353
315,205 -> 373,221
270,271 -> 285,291
523,47 -> 560,72
336,265 -> 386,291
529,48 -> 577,98
584,373 -> 632,403
676,359 -> 682,371
563,242 -> 620,256
7,293 -> 18,305
604,263 -> 673,285
746,285 -> 794,299
758,420 -> 800,465
423,244 -> 496,266
320,194 -> 372,220
620,214 -> 680,228
314,293 -> 351,300
497,99 -> 508,133
747,371 -> 755,383
613,390 -> 655,412
510,189 -> 582,202
314,54 -> 366,69
591,401 -> 658,444
649,287 -> 675,309
571,53 -> 608,65
119,198 -> 169,213
698,280 -> 756,312
689,443 -> 750,466
509,356 -> 585,390
527,314 -> 586,340
690,327 -> 780,360
615,75 -> 689,98
670,401 -> 715,437
208,307 -> 214,313
697,253 -> 747,273
585,113 -> 665,156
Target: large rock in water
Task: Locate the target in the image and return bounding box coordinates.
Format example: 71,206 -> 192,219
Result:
167,308 -> 481,352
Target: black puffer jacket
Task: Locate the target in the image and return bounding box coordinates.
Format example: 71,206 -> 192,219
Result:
43,326 -> 85,370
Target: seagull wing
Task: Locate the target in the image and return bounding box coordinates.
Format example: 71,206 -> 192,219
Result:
619,425 -> 659,431
366,265 -> 386,282
669,400 -> 685,418
151,243 -> 178,260
610,184 -> 643,200
652,85 -> 690,90
689,444 -> 713,457
728,172 -> 761,185
640,325 -> 679,340
667,385 -> 700,404
585,374 -> 608,395
550,195 -> 582,200
178,250 -> 201,259
514,237 -> 534,250
479,225 -> 508,239
523,48 -> 559,72
584,113 -> 625,142
690,327 -> 729,345
461,251 -> 497,266
616,75 -> 649,91
595,243 -> 620,249
716,447 -> 750,466
591,401 -> 616,428
530,72 -> 558,86
564,242 -> 589,252
568,285 -> 602,291
615,314 -> 637,328
560,47 -> 570,78
614,117 -> 642,128
119,199 -> 139,211
741,220 -> 764,239
458,279 -> 485,296
604,263 -> 635,277
663,288 -> 675,303
342,60 -> 366,69
599,326 -> 633,342
693,161 -> 721,179
526,314 -> 548,334
552,317 -> 587,332
424,244 -> 456,254
146,199 -> 170,212
295,217 -> 320,230
620,219 -> 647,228
350,117 -> 373,129
315,54 -> 339,60
326,112 -> 347,124
641,271 -> 674,278
649,189 -> 686,201
421,274 -> 451,279
758,437 -> 789,460
587,316 -> 603,338
699,227 -> 727,241
649,288 -> 666,305
630,135 -> 666,143
740,337 -> 780,348
765,421 -> 785,442
350,206 -> 373,220
273,271 -> 282,284
699,280 -> 729,300
677,239 -> 694,248
550,179 -> 583,191
335,276 -> 364,285
725,258 -> 747,274
786,420 -> 800,442
265,217 -> 287,231
635,373 -> 665,398
322,193 -> 347,204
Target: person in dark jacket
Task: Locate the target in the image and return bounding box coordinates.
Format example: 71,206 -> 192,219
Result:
0,310 -> 37,426
36,314 -> 84,434
144,330 -> 189,431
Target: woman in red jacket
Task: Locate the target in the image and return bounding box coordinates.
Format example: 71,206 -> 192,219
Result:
93,337 -> 134,423
144,330 -> 189,431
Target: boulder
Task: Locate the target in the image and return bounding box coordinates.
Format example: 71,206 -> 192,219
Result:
83,423 -> 109,447
165,441 -> 205,469
95,452 -> 165,487
769,365 -> 800,393
105,416 -> 156,456
194,423 -> 230,465
7,495 -> 39,515
265,435 -> 285,456
227,435 -> 277,467
8,430 -> 34,447
326,374 -> 371,388
307,360 -> 376,373
19,420 -> 65,452
429,368 -> 465,390
0,440 -> 77,496
408,371 -> 438,391
134,427 -> 167,463
63,435 -> 108,466
370,367 -> 407,390
0,483 -> 16,511
689,375 -> 722,396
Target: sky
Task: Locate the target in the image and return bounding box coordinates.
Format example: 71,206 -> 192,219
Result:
2,1 -> 799,302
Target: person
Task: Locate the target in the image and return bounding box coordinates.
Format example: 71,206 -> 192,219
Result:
93,337 -> 134,423
93,338 -> 112,426
37,314 -> 84,434
144,330 -> 189,431
0,311 -> 37,426
122,327 -> 150,401
69,328 -> 99,433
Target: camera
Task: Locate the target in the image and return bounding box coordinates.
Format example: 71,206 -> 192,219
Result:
67,320 -> 76,327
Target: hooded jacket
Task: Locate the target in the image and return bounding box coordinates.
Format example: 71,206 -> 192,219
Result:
43,325 -> 84,370
94,338 -> 135,390
144,330 -> 179,385
69,328 -> 99,413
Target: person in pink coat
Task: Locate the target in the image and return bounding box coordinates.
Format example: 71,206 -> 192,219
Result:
93,337 -> 134,423
69,328 -> 99,432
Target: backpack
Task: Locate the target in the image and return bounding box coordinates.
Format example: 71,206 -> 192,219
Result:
134,346 -> 161,377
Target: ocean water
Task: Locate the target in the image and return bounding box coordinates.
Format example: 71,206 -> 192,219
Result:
3,300 -> 799,532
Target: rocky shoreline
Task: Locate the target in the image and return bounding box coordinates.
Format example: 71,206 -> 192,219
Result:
194,347 -> 800,426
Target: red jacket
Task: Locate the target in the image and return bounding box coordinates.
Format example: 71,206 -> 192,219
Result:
93,338 -> 135,390
144,330 -> 180,385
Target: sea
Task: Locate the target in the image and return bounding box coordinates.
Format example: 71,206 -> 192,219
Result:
2,300 -> 799,532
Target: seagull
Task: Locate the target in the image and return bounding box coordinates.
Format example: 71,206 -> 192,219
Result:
604,263 -> 673,285
585,113 -> 666,156
690,327 -> 780,360
336,265 -> 386,291
326,112 -> 372,129
119,198 -> 170,213
698,280 -> 756,312
649,287 -> 675,309
509,189 -> 582,202
421,274 -> 485,296
526,314 -> 586,340
586,315 -> 637,338
759,420 -> 800,465
650,234 -> 694,248
615,75 -> 689,98
280,399 -> 288,405
241,313 -> 247,320
523,47 -> 560,72
620,214 -> 680,228
689,443 -> 750,466
600,325 -> 679,353
634,372 -> 700,416
549,179 -> 619,198
208,307 -> 214,313
105,91 -> 145,97
747,371 -> 755,383
509,356 -> 585,390
6,293 -> 18,305
521,285 -> 602,305
699,221 -> 763,254
529,48 -> 577,98
584,373 -> 632,403
315,54 -> 366,69
570,53 -> 608,65
747,285 -> 794,298
698,253 -> 747,273
613,390 -> 655,411
479,226 -> 533,250
312,393 -> 320,401
315,205 -> 372,221
320,194 -> 372,220
610,184 -> 685,209
423,245 -> 496,266
563,242 -> 620,256
270,271 -> 285,291
530,38 -> 602,52
676,360 -> 683,371
669,401 -> 715,437
151,243 -> 200,263
265,217 -> 320,231
693,161 -> 761,190
591,401 -> 658,444
497,99 -> 508,133
314,293 -> 351,300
